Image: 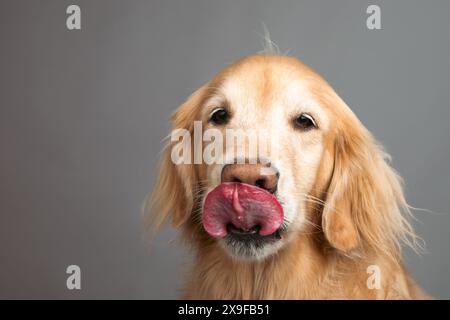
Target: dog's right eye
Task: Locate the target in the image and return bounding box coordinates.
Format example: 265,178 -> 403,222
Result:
209,108 -> 230,125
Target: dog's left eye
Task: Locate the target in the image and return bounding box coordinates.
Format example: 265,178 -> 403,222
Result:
294,113 -> 317,130
209,108 -> 230,125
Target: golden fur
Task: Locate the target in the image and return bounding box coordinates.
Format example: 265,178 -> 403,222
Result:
146,54 -> 428,299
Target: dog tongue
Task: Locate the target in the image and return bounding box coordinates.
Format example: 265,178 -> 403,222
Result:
202,182 -> 284,238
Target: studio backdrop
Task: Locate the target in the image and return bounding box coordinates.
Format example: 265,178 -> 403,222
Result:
1,0 -> 449,299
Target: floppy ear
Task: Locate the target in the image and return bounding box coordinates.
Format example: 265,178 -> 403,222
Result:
145,84 -> 209,231
321,112 -> 417,257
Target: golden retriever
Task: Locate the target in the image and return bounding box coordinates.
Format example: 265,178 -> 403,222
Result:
146,54 -> 428,299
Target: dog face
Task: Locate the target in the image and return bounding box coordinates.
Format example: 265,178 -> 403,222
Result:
197,57 -> 332,259
148,55 -> 416,262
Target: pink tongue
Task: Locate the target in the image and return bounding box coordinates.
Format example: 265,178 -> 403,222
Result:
202,182 -> 284,238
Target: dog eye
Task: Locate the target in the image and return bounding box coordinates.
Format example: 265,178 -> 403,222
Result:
209,108 -> 230,125
294,113 -> 317,130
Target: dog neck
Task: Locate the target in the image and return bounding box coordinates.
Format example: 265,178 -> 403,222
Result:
182,233 -> 391,299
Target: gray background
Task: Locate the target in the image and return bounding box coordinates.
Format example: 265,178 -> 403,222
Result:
1,0 -> 449,299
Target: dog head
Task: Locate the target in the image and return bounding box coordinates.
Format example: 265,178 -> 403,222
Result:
147,54 -> 417,261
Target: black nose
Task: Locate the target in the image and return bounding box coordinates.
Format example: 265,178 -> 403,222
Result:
221,163 -> 279,193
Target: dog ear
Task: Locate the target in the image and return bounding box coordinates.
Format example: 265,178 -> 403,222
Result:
145,84 -> 209,231
321,109 -> 417,257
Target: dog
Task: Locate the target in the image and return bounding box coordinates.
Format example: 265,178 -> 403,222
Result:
146,53 -> 428,299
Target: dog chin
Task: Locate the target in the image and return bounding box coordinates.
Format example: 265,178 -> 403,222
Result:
218,228 -> 287,261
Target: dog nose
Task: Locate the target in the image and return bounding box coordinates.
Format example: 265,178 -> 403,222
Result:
221,163 -> 279,193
